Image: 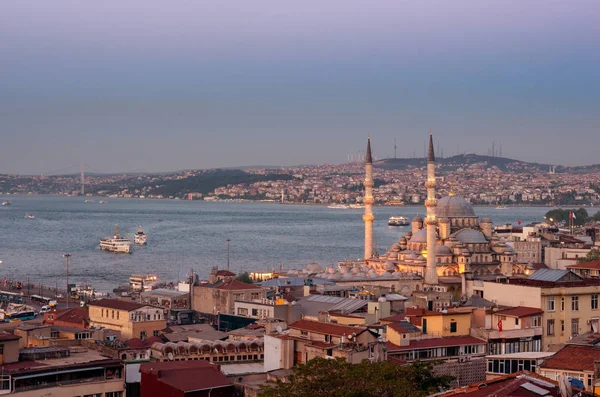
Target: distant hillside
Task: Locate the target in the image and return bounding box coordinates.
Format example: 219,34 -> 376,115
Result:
376,154 -> 552,172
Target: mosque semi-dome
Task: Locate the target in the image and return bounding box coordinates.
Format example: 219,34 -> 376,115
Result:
436,196 -> 476,218
409,229 -> 428,243
453,229 -> 488,244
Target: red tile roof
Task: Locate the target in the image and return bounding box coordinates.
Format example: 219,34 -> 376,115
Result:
140,361 -> 232,392
566,260 -> 600,270
494,306 -> 544,318
216,270 -> 236,276
386,336 -> 486,352
540,344 -> 600,372
55,307 -> 89,325
90,298 -> 146,311
214,279 -> 263,291
0,331 -> 20,341
380,313 -> 408,323
289,319 -> 366,337
404,308 -> 438,317
387,322 -> 421,334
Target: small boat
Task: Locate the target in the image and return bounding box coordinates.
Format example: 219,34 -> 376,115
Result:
99,200 -> 107,204
388,216 -> 409,226
495,205 -> 507,210
24,213 -> 35,219
348,204 -> 365,209
134,226 -> 147,245
100,225 -> 132,253
327,204 -> 350,209
2,201 -> 11,206
129,274 -> 158,291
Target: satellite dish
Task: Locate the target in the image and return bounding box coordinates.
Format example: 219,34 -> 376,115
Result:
167,352 -> 174,361
276,326 -> 283,333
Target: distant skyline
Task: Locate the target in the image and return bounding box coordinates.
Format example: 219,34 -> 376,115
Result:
1,0 -> 599,174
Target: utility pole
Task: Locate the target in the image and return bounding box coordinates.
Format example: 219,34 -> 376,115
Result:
394,138 -> 397,159
63,254 -> 71,309
226,239 -> 231,272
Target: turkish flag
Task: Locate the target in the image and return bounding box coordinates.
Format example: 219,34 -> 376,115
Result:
518,220 -> 522,225
498,320 -> 503,331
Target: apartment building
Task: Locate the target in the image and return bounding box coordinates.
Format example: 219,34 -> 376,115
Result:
89,299 -> 167,340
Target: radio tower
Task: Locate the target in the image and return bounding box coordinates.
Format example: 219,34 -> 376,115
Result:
80,163 -> 85,196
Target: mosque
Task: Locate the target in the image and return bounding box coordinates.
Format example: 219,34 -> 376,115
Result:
363,132 -> 526,285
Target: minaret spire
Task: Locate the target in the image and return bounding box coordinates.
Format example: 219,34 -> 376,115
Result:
363,135 -> 375,260
424,129 -> 438,286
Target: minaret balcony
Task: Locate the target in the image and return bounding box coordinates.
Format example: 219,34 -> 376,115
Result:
363,196 -> 374,205
425,199 -> 438,208
425,218 -> 437,226
364,181 -> 374,188
363,214 -> 375,222
425,180 -> 437,189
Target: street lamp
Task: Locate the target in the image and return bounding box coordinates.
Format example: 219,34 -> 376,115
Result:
63,254 -> 71,309
226,239 -> 231,272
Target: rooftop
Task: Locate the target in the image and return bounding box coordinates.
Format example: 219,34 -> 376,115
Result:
566,260 -> 600,270
213,279 -> 263,291
142,288 -> 188,298
493,306 -> 544,318
289,319 -> 367,337
486,352 -> 556,360
540,344 -> 600,372
387,321 -> 421,334
140,360 -> 232,392
89,298 -> 146,312
387,336 -> 487,352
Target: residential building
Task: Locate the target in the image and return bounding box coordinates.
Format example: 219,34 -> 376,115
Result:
88,298 -> 167,340
0,346 -> 124,396
470,306 -> 543,355
150,339 -> 265,364
264,319 -> 384,371
480,269 -> 600,349
0,331 -> 20,364
140,360 -> 234,397
386,335 -> 487,363
234,298 -> 302,323
566,260 -> 600,279
485,352 -> 555,379
193,280 -> 265,315
538,344 -> 600,393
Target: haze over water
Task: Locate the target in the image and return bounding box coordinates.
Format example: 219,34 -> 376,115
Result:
1,196 -> 589,292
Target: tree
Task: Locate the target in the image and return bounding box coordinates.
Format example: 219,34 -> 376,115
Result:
236,272 -> 253,283
259,357 -> 453,397
577,249 -> 600,264
544,208 -> 589,226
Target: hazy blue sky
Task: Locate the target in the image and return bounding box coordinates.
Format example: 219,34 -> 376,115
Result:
1,1 -> 599,174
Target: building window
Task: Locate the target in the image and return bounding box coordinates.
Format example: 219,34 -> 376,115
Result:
300,330 -> 308,337
450,322 -> 457,333
592,295 -> 598,310
515,317 -> 519,326
531,316 -> 541,327
153,330 -> 159,337
251,308 -> 258,317
117,311 -> 119,320
547,319 -> 555,335
112,310 -> 115,319
140,331 -> 147,339
572,319 -> 579,336
547,297 -> 555,312
238,308 -> 248,316
561,297 -> 565,311
561,320 -> 565,333
572,296 -> 579,311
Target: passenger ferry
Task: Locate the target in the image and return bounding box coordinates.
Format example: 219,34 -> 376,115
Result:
100,225 -> 132,253
388,216 -> 409,226
129,274 -> 158,291
134,226 -> 147,245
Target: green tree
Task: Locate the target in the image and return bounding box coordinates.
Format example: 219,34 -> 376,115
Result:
544,208 -> 589,226
577,249 -> 600,264
236,272 -> 253,283
259,357 -> 453,397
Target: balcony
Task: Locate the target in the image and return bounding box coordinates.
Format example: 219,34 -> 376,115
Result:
487,327 -> 542,340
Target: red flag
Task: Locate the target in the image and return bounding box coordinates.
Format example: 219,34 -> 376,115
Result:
498,320 -> 503,332
517,220 -> 521,225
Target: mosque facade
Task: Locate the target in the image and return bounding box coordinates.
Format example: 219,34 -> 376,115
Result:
364,133 -> 526,283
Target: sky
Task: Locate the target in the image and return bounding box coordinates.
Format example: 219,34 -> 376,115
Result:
1,1 -> 599,174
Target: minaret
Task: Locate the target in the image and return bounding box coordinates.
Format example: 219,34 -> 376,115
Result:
424,129 -> 439,285
363,136 -> 375,260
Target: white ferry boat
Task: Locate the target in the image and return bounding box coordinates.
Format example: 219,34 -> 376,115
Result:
2,201 -> 10,206
388,216 -> 409,226
134,226 -> 147,245
100,225 -> 132,253
129,274 -> 158,291
327,204 -> 350,209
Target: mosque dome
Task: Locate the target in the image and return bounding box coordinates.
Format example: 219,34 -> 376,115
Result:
453,229 -> 488,244
391,243 -> 401,252
440,217 -> 450,224
305,262 -> 323,273
412,215 -> 423,222
481,217 -> 492,224
435,245 -> 453,255
386,261 -> 397,272
409,229 -> 428,243
436,196 -> 476,218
